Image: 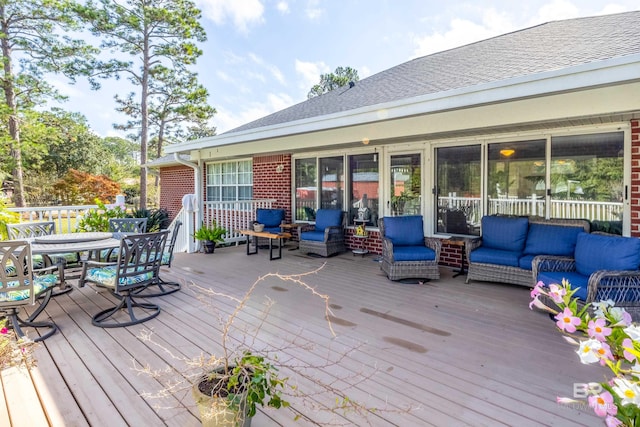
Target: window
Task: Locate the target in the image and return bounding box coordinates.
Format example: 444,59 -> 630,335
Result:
294,158 -> 317,220
550,132 -> 623,224
436,145 -> 481,235
348,153 -> 379,226
487,139 -> 546,217
390,153 -> 421,216
206,160 -> 253,201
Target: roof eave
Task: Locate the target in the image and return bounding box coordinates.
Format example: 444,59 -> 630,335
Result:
166,54 -> 640,154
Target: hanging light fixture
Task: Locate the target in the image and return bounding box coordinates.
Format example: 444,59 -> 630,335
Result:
500,148 -> 515,157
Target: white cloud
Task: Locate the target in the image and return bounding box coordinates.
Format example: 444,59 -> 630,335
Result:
305,0 -> 324,20
295,59 -> 330,91
214,92 -> 294,133
412,9 -> 515,57
196,0 -> 265,33
534,0 -> 580,23
248,53 -> 286,84
276,1 -> 290,14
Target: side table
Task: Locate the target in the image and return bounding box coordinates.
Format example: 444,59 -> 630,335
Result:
352,219 -> 369,256
443,237 -> 467,277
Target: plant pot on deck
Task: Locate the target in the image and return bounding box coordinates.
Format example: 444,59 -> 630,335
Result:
202,240 -> 216,254
192,368 -> 251,427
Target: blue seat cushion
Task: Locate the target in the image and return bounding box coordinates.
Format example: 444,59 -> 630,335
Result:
469,246 -> 521,267
518,254 -> 536,270
314,210 -> 343,232
0,274 -> 58,302
537,271 -> 589,301
575,233 -> 640,277
301,230 -> 325,242
393,246 -> 435,262
481,216 -> 529,252
383,216 -> 424,246
84,266 -> 154,289
524,224 -> 584,256
256,209 -> 285,227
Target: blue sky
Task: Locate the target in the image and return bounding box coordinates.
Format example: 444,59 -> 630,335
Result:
56,0 -> 639,137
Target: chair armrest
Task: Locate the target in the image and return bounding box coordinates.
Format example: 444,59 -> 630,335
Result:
464,237 -> 482,259
587,270 -> 640,304
381,237 -> 394,262
324,226 -> 344,242
425,237 -> 442,261
531,255 -> 576,280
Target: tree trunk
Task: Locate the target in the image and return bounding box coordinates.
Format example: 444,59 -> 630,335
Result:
139,28 -> 150,210
0,7 -> 25,207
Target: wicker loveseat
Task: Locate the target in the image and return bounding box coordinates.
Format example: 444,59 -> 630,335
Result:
465,216 -> 590,287
534,232 -> 640,319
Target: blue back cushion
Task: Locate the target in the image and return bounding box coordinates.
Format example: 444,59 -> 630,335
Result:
315,209 -> 343,232
256,209 -> 285,227
383,216 -> 424,246
481,216 -> 529,252
524,224 -> 584,256
575,233 -> 640,276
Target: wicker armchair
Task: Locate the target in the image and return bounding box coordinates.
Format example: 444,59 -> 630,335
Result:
298,210 -> 346,257
533,232 -> 640,320
379,216 -> 441,281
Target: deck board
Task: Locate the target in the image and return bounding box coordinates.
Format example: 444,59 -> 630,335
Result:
1,245 -> 607,426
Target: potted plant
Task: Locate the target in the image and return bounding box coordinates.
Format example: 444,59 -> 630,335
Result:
194,221 -> 227,253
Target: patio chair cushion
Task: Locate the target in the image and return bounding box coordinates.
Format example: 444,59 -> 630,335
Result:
314,209 -> 343,232
383,215 -> 424,246
537,271 -> 589,300
0,274 -> 58,302
256,209 -> 285,229
575,233 -> 640,276
84,266 -> 155,289
300,230 -> 326,242
393,246 -> 436,262
481,216 -> 529,252
524,223 -> 584,256
469,246 -> 521,267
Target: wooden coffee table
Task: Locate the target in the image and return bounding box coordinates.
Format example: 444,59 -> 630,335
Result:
238,229 -> 292,260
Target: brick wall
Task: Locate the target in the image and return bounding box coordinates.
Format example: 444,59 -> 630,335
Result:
159,165 -> 194,220
631,119 -> 640,236
252,154 -> 292,223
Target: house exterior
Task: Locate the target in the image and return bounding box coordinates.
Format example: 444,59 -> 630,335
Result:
156,11 -> 640,264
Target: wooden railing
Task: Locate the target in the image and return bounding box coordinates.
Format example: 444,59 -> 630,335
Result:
202,199 -> 277,244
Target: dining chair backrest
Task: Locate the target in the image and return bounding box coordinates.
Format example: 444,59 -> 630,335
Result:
108,218 -> 148,234
113,230 -> 167,294
7,222 -> 56,239
0,240 -> 35,307
163,220 -> 182,267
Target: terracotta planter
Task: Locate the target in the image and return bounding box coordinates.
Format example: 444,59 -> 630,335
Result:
192,370 -> 251,427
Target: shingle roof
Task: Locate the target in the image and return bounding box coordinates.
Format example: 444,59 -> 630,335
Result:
226,11 -> 640,135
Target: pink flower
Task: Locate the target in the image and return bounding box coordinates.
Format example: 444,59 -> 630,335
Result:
606,415 -> 623,427
623,338 -> 636,362
555,307 -> 581,333
596,342 -> 614,365
530,281 -> 544,298
0,327 -> 7,335
548,284 -> 566,304
588,318 -> 612,342
589,391 -> 617,417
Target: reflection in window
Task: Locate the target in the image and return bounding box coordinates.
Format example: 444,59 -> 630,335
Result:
390,154 -> 421,216
550,132 -> 623,224
436,145 -> 481,235
294,158 -> 317,221
319,157 -> 344,211
487,140 -> 546,216
206,160 -> 253,201
348,153 -> 379,226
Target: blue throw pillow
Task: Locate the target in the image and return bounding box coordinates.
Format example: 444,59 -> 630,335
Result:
524,224 -> 584,256
575,233 -> 640,277
481,216 -> 529,252
383,216 -> 424,246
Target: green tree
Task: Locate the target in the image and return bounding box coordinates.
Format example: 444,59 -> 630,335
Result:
0,0 -> 101,206
114,66 -> 216,186
78,0 -> 207,210
307,66 -> 360,99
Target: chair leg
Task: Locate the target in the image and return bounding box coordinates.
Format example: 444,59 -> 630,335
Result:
131,278 -> 181,298
92,292 -> 161,328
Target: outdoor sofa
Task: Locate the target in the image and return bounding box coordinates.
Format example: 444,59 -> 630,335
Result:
465,215 -> 590,287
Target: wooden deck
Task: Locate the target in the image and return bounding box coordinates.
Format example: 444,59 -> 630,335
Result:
1,244 -> 607,426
